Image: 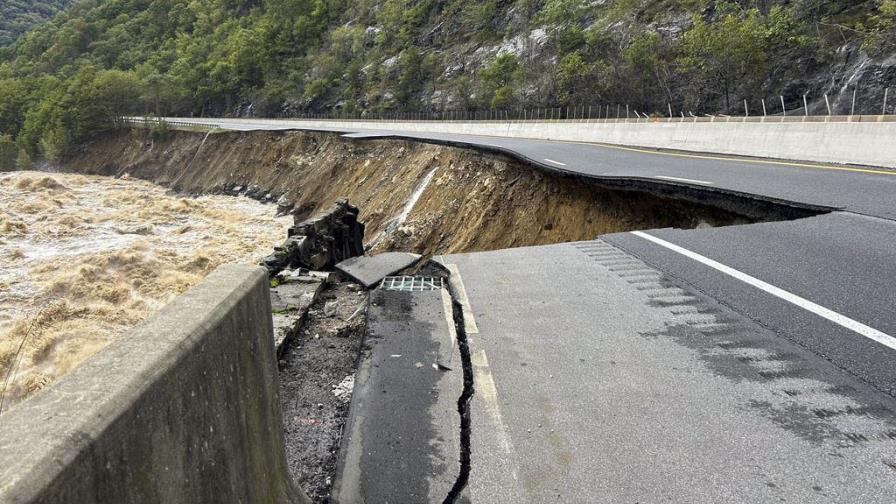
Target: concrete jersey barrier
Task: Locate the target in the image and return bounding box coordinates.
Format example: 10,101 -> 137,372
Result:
0,265 -> 309,504
143,116 -> 896,170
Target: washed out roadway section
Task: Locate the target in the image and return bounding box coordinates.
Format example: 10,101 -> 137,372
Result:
142,118 -> 896,500
444,242 -> 896,503
174,118 -> 896,397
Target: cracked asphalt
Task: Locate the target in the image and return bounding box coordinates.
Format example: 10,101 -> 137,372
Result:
445,243 -> 896,503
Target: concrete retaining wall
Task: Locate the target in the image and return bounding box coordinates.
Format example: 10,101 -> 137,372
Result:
0,265 -> 309,504
159,116 -> 896,169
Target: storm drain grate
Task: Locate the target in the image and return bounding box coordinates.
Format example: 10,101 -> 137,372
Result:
380,276 -> 444,291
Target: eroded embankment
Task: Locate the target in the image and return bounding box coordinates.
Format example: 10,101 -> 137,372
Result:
68,129 -> 770,256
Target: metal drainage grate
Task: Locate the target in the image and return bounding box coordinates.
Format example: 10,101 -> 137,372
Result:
380,276 -> 444,292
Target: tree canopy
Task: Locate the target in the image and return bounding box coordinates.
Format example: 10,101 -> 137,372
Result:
0,0 -> 73,47
0,0 -> 892,162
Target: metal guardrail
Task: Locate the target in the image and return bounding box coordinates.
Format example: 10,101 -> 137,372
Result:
124,117 -> 222,129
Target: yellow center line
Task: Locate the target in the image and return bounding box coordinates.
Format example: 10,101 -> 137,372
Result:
544,139 -> 896,176
182,118 -> 896,176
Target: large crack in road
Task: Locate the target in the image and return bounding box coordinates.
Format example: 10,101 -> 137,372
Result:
442,271 -> 475,504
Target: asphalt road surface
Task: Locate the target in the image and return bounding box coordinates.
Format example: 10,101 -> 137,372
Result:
442,243 -> 896,503
171,118 -> 896,501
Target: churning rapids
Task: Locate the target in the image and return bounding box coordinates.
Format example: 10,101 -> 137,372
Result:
0,171 -> 290,411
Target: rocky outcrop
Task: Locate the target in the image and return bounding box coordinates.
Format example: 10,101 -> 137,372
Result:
263,199 -> 365,275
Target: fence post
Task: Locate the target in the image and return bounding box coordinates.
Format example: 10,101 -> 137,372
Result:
668,103 -> 673,119
761,98 -> 767,116
744,99 -> 749,117
625,104 -> 629,119
851,88 -> 857,116
781,96 -> 786,117
884,88 -> 890,115
825,94 -> 832,115
803,94 -> 808,116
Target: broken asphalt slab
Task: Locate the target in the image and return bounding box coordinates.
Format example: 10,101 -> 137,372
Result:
331,285 -> 463,503
270,272 -> 326,357
336,252 -> 422,288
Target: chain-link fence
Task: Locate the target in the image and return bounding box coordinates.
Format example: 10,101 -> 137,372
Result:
260,85 -> 894,123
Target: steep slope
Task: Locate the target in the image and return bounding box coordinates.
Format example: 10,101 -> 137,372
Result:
0,0 -> 72,47
1,1 -> 895,163
66,128 -> 767,257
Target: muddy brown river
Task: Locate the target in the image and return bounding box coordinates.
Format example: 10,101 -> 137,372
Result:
0,171 -> 289,411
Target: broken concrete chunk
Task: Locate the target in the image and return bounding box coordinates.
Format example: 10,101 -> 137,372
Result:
279,268 -> 336,284
275,194 -> 294,216
332,375 -> 354,403
269,278 -> 325,357
336,252 -> 422,288
272,313 -> 296,355
270,280 -> 324,314
262,199 -> 365,275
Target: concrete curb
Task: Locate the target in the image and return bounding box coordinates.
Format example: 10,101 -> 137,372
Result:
0,264 -> 309,504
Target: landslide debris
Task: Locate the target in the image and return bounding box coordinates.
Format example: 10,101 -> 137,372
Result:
278,280 -> 367,503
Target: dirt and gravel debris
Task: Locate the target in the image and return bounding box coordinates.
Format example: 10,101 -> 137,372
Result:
278,280 -> 368,503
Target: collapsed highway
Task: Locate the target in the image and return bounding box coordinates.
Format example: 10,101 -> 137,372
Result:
71,120 -> 896,502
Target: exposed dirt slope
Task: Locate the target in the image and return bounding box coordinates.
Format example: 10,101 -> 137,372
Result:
67,129 -> 749,256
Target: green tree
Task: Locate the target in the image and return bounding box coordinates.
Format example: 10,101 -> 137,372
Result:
0,134 -> 16,169
18,67 -> 142,161
0,0 -> 73,47
0,79 -> 29,136
624,32 -> 673,110
142,72 -> 188,117
863,0 -> 896,55
678,10 -> 769,110
537,0 -> 590,26
478,54 -> 522,109
15,148 -> 32,170
394,48 -> 425,108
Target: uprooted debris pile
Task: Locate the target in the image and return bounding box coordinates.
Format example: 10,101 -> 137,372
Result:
263,199 -> 365,275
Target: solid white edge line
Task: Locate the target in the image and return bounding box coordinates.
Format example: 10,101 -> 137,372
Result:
446,264 -> 479,334
543,158 -> 567,166
631,231 -> 896,351
654,175 -> 714,185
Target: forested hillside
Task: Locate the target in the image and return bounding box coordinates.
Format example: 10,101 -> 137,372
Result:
0,0 -> 73,46
1,0 -> 895,166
